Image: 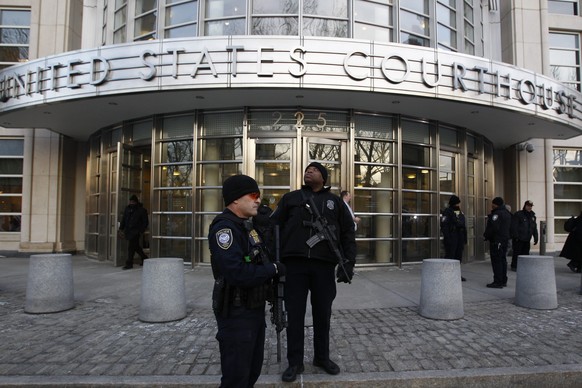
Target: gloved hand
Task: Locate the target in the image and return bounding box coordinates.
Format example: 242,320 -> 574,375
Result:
336,262 -> 354,283
274,262 -> 286,277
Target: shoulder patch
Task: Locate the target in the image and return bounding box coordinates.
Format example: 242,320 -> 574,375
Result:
327,200 -> 335,210
216,228 -> 233,250
492,214 -> 498,221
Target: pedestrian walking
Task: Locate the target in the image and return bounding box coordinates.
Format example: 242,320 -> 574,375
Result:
483,197 -> 512,288
208,174 -> 285,388
510,200 -> 538,271
560,211 -> 582,273
272,162 -> 356,383
119,195 -> 148,270
440,195 -> 467,281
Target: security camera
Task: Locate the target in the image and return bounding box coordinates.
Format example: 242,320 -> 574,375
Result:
525,143 -> 534,153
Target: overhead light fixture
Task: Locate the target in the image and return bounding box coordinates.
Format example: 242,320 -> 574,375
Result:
407,174 -> 416,179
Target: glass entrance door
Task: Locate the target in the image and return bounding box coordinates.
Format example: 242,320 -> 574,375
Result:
108,143 -> 144,266
250,136 -> 347,209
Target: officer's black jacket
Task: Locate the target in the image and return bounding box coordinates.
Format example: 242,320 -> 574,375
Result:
510,209 -> 538,243
484,205 -> 512,243
208,209 -> 276,287
272,185 -> 356,265
441,206 -> 467,243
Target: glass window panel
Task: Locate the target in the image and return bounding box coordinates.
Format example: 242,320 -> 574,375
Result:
354,189 -> 394,212
166,1 -> 198,25
355,114 -> 394,139
554,184 -> 582,199
551,66 -> 579,83
201,112 -> 243,136
553,149 -> 582,165
196,188 -> 223,211
357,240 -> 394,264
354,23 -> 391,42
252,17 -> 298,35
165,24 -> 197,38
0,215 -> 20,231
402,144 -> 430,166
136,0 -> 157,14
0,196 -> 21,212
549,0 -> 578,15
438,24 -> 456,48
400,10 -> 429,35
160,165 -> 193,187
0,28 -> 29,44
401,215 -> 434,237
468,176 -> 475,195
303,18 -> 347,37
554,201 -> 582,217
196,163 -> 242,186
402,191 -> 433,212
132,121 -> 152,141
355,165 -> 395,188
158,214 -> 192,236
402,239 -> 431,262
440,127 -> 458,147
355,0 -> 390,25
158,238 -> 192,259
198,138 -> 242,161
553,167 -> 582,182
205,0 -> 245,18
549,33 -> 578,49
303,0 -> 348,17
0,10 -> 30,25
402,120 -> 430,143
0,139 -> 23,155
550,49 -> 579,67
256,143 -> 291,160
253,0 -> 298,14
255,162 -> 291,186
437,3 -> 455,27
439,171 -> 455,192
114,6 -> 127,28
355,140 -> 394,164
113,27 -> 127,43
161,140 -> 193,163
159,189 -> 192,211
162,115 -> 195,139
404,0 -> 430,14
403,169 -> 432,191
0,159 -> 23,174
0,46 -> 28,62
205,18 -> 245,35
248,110 -> 298,132
134,13 -> 157,37
464,20 -> 474,41
0,177 -> 22,193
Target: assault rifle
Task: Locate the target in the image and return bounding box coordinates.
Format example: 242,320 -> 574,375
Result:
303,195 -> 352,284
271,225 -> 287,362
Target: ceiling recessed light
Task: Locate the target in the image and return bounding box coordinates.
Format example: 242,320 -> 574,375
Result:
196,96 -> 204,99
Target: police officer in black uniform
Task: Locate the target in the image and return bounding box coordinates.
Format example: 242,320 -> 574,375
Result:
441,195 -> 467,281
483,196 -> 512,288
208,175 -> 285,388
272,162 -> 356,383
510,200 -> 538,271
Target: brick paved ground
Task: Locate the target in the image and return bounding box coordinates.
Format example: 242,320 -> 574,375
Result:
1,288 -> 581,383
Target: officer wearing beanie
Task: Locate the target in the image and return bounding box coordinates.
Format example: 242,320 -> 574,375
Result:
440,195 -> 467,281
483,196 -> 512,288
208,174 -> 285,388
510,200 -> 538,271
272,162 -> 356,383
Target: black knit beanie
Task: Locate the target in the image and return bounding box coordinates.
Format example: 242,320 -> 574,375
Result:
492,197 -> 504,206
306,162 -> 328,184
449,195 -> 460,206
222,175 -> 260,206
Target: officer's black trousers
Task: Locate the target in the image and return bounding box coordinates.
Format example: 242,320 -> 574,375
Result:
511,240 -> 531,269
444,232 -> 464,261
284,258 -> 337,367
490,241 -> 508,285
215,306 -> 265,388
126,234 -> 146,267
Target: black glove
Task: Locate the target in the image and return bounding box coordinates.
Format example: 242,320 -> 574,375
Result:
336,262 -> 354,283
274,262 -> 286,277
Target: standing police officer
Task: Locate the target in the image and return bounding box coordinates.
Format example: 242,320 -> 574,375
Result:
272,162 -> 356,383
510,200 -> 538,271
441,195 -> 467,281
483,197 -> 512,288
208,175 -> 285,388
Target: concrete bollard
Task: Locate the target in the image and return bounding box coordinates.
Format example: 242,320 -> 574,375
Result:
418,259 -> 464,320
25,254 -> 75,314
515,255 -> 558,310
139,258 -> 187,323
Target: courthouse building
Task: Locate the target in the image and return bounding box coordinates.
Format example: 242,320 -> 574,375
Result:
0,0 -> 582,267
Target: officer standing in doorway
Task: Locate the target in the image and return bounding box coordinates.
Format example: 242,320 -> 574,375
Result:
272,162 -> 356,383
483,197 -> 512,288
208,175 -> 285,388
441,195 -> 467,281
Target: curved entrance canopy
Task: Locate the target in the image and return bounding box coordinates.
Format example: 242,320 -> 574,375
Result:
0,36 -> 580,147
